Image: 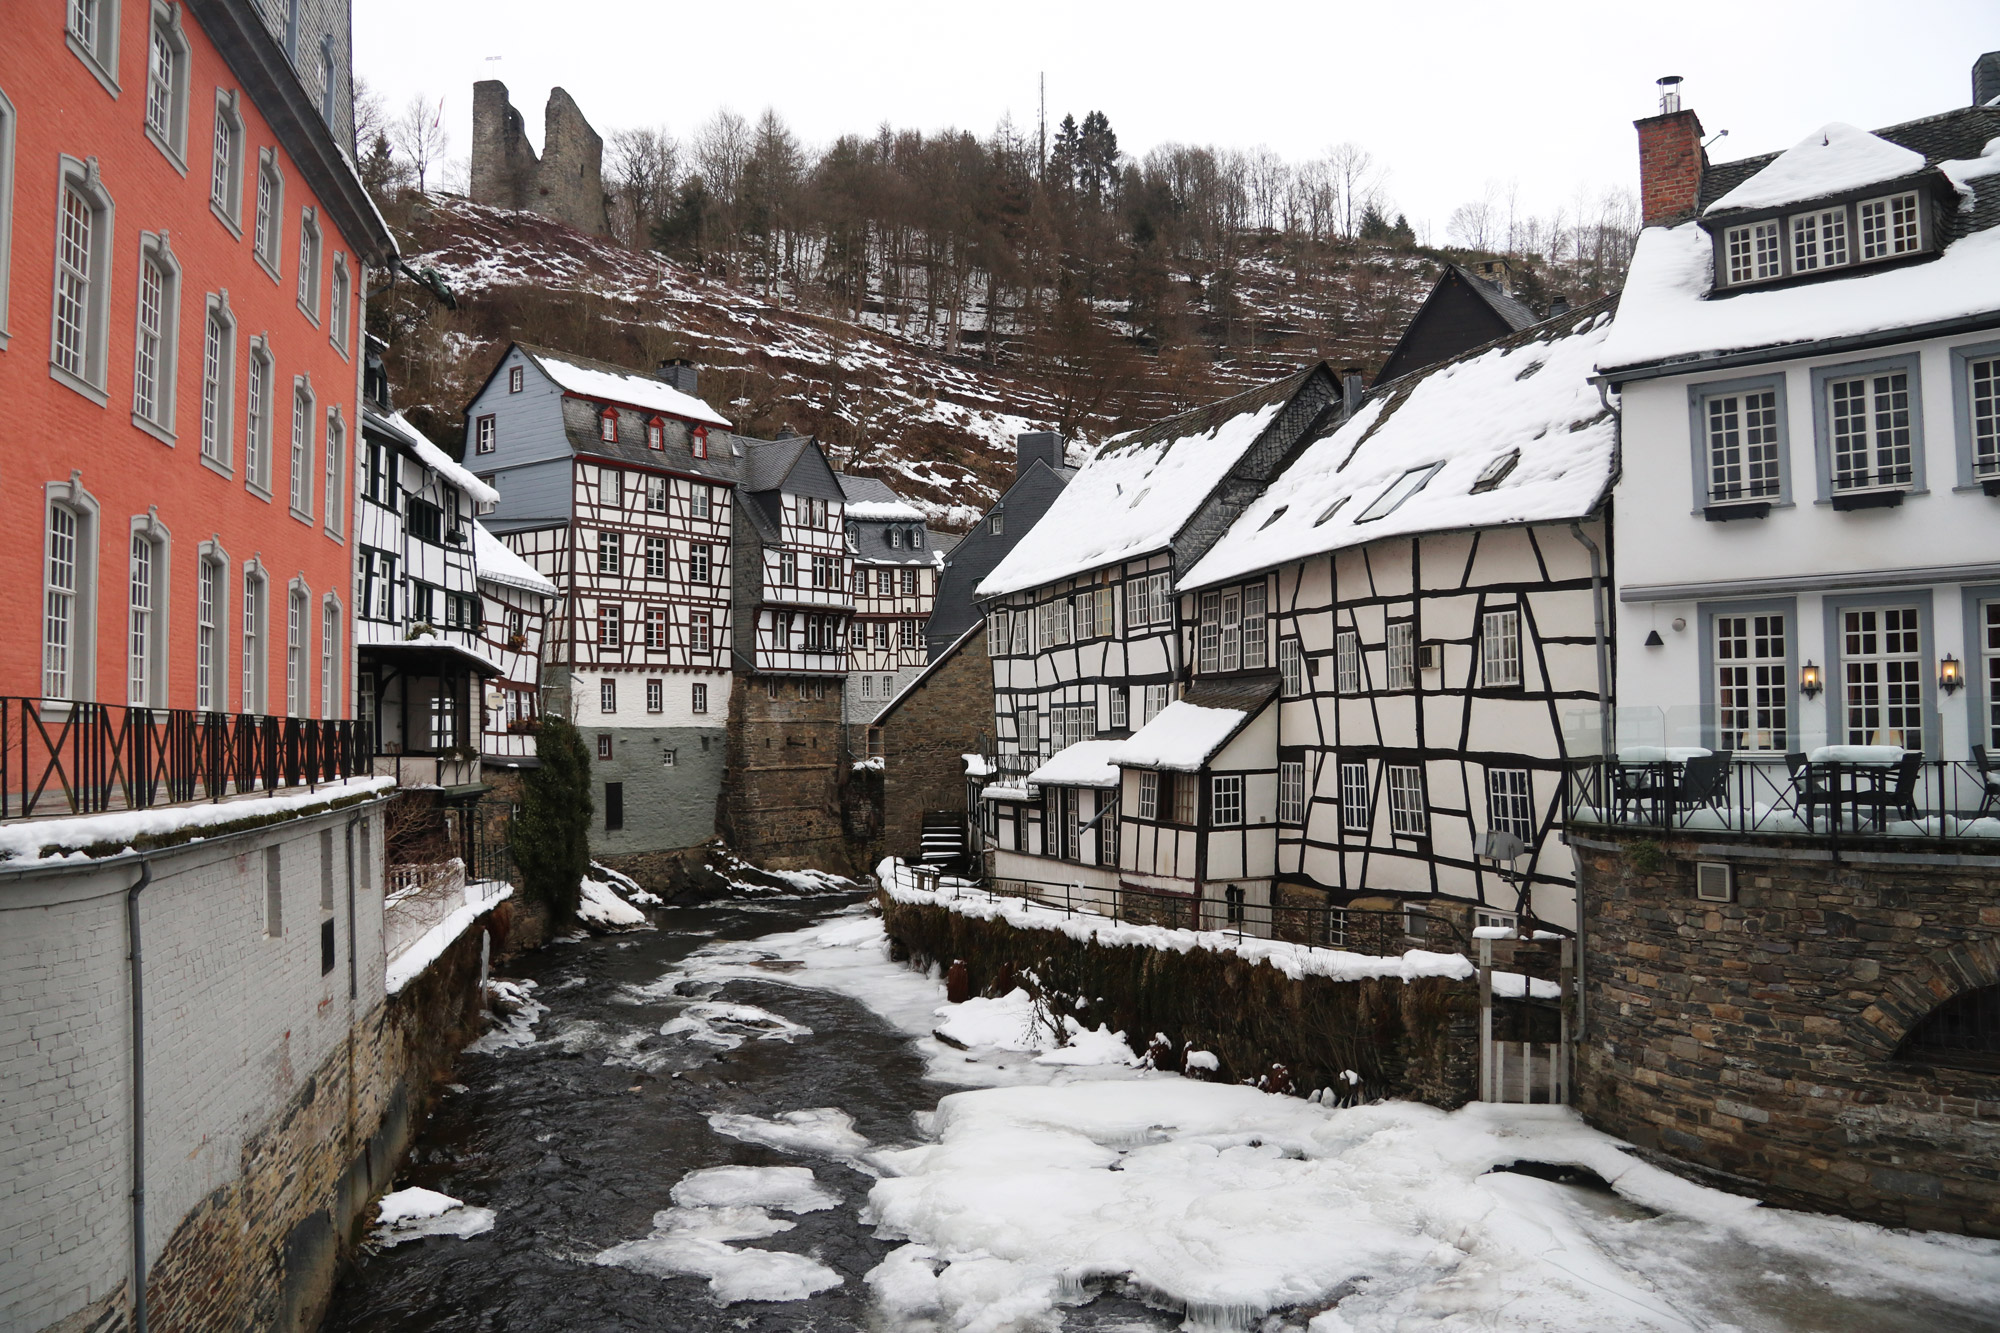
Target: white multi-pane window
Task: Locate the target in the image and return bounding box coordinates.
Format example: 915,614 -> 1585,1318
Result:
644,607 -> 667,650
644,535 -> 667,578
1339,762 -> 1369,831
1335,629 -> 1361,694
1725,220 -> 1782,284
285,588 -> 305,715
146,16 -> 183,150
1074,586 -> 1108,639
289,384 -> 313,514
598,605 -> 622,648
692,682 -> 709,713
1109,686 -> 1128,730
1791,207 -> 1848,272
1986,603 -> 2000,750
241,571 -> 265,713
600,678 -> 617,712
1211,775 -> 1244,826
1841,607 -> 1923,749
642,679 -> 661,712
599,469 -> 623,507
690,544 -> 711,584
1014,707 -> 1040,759
861,675 -> 874,700
245,349 -> 270,488
44,507 -> 78,701
691,485 -> 711,519
1137,770 -> 1159,820
128,537 -> 153,706
778,551 -> 797,585
68,0 -> 99,50
1242,584 -> 1267,670
197,558 -> 219,710
1705,389 -> 1781,502
1143,683 -> 1170,725
1973,357 -> 2000,479
133,254 -> 168,422
871,621 -> 889,650
1487,769 -> 1534,841
1715,612 -> 1788,752
323,413 -> 343,532
1481,609 -> 1522,687
1859,192 -> 1920,261
1279,639 -> 1304,697
254,155 -> 281,266
330,257 -> 350,351
1387,764 -> 1427,836
1278,760 -> 1305,824
898,619 -> 919,649
1828,371 -> 1911,491
200,308 -> 230,463
296,214 -> 320,317
321,601 -> 337,717
597,531 -> 620,575
812,554 -> 837,589
1385,622 -> 1416,690
54,187 -> 93,379
641,474 -> 665,510
690,611 -> 711,653
1035,597 -> 1073,648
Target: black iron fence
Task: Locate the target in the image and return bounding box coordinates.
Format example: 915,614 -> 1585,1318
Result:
0,697 -> 367,820
902,868 -> 1471,958
1564,754 -> 2000,844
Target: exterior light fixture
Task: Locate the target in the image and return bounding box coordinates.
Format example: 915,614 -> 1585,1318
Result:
1644,630 -> 1665,647
1800,661 -> 1824,700
1940,654 -> 1964,695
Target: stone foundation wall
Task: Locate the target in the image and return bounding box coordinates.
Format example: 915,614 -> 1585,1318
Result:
721,680 -> 855,873
881,895 -> 1479,1106
1573,827 -> 2000,1236
853,626 -> 990,869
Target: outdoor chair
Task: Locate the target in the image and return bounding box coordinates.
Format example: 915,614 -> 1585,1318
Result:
1869,750 -> 1925,828
1611,761 -> 1670,822
1974,745 -> 2000,820
1670,751 -> 1733,819
1788,752 -> 1838,831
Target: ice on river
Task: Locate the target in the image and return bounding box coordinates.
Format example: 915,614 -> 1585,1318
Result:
463,978 -> 545,1054
660,999 -> 813,1049
708,1107 -> 873,1165
932,988 -> 1138,1068
595,1166 -> 844,1304
372,1187 -> 495,1247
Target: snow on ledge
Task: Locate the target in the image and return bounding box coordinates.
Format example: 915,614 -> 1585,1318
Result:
877,859 -> 1474,984
0,776 -> 396,866
386,880 -> 513,995
1107,702 -> 1248,772
845,499 -> 927,522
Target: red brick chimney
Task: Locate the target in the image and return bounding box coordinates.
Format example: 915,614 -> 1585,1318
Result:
1634,77 -> 1706,227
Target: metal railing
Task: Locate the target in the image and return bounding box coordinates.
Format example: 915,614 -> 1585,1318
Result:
1564,755 -> 2000,844
0,697 -> 366,821
906,868 -> 1471,958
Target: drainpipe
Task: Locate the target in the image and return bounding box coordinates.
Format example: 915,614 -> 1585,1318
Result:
126,858 -> 154,1333
1567,521 -> 1611,1045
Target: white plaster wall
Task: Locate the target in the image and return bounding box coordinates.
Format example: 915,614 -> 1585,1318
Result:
573,666 -> 732,728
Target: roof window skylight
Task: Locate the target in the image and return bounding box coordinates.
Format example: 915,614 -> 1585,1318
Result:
1259,505 -> 1289,530
1355,462 -> 1445,522
1470,450 -> 1520,494
1313,496 -> 1350,527
1129,487 -> 1151,508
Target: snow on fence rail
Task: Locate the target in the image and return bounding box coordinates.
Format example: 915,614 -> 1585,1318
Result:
384,858 -> 472,964
877,859 -> 1475,984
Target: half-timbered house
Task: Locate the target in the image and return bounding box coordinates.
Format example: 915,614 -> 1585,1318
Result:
927,432 -> 1075,659
973,366 -> 1342,896
1179,298 -> 1619,935
838,473 -> 937,734
474,522 -> 556,769
462,344 -> 737,862
356,359 -> 500,790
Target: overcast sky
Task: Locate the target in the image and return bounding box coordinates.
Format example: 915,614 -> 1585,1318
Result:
354,0 -> 1997,239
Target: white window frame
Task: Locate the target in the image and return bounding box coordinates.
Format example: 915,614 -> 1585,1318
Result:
644,606 -> 667,650
646,678 -> 663,713
43,483 -> 99,703
329,253 -> 350,354
1242,583 -> 1267,670
50,158 -> 114,399
143,2 -> 191,168
1340,762 -> 1369,832
289,377 -> 315,519
644,534 -> 668,579
0,87 -> 14,349
690,610 -> 711,653
241,564 -> 268,714
1279,638 -> 1304,697
692,682 -> 709,714
1702,386 -> 1784,505
1137,770 -> 1159,821
321,595 -> 340,717
1211,775 -> 1243,827
1858,191 -> 1921,262
1387,764 -> 1427,837
1839,605 -> 1924,750
690,543 -> 710,584
1486,768 -> 1534,842
1968,353 -> 2000,482
600,677 -> 617,713
1109,685 -> 1128,729
130,233 -> 182,436
1480,608 -> 1522,688
67,0 -> 122,95
1714,611 -> 1789,753
1724,218 -> 1782,285
126,519 -> 170,708
198,294 -> 236,471
1335,629 -> 1361,694
285,583 -> 307,716
598,604 -> 622,649
197,547 -> 229,711
1790,206 -> 1848,273
323,408 -> 344,535
209,89 -> 244,233
1278,760 -> 1305,824
1825,368 -> 1915,495
1385,621 -> 1416,691
597,530 -> 620,575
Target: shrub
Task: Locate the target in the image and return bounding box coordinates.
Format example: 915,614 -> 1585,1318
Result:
510,716 -> 593,928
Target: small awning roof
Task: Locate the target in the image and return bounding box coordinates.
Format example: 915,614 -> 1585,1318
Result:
1026,739 -> 1123,789
361,638 -> 504,678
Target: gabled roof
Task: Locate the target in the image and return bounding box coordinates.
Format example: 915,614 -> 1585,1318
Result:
1453,264 -> 1542,330
515,343 -> 732,428
873,619 -> 985,726
836,473 -> 933,564
1108,679 -> 1277,772
1374,264 -> 1544,387
1602,105 -> 2000,375
1705,123 -> 1925,215
363,405 -> 500,507
473,523 -> 556,597
977,367 -> 1324,598
1185,298 -> 1618,592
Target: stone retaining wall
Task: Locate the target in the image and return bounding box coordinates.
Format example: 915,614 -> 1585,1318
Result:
1573,827 -> 2000,1236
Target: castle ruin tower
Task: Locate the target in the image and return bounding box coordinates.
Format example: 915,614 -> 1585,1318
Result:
468,81 -> 611,237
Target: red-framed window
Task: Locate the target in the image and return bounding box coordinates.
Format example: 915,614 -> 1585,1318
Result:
692,425 -> 708,459
599,407 -> 618,443
646,416 -> 665,450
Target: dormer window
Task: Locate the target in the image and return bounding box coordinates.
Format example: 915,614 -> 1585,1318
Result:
692,425 -> 708,459
1859,192 -> 1920,261
1725,220 -> 1782,285
646,417 -> 664,450
1791,207 -> 1848,271
598,407 -> 617,443
887,528 -> 901,549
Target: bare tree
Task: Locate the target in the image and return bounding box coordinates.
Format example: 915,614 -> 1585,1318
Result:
1325,142 -> 1377,240
392,94 -> 449,195
607,126 -> 680,249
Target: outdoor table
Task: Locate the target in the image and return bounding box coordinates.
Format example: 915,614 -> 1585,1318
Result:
1611,748 -> 1710,824
1802,746 -> 1904,831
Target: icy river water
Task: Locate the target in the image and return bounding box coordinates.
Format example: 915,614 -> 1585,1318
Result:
325,891 -> 2000,1333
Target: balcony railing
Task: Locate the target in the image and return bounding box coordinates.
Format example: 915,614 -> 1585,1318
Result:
906,869 -> 1472,958
0,697 -> 365,820
1564,754 -> 2000,845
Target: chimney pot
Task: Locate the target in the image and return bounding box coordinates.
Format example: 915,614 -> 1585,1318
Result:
1975,51 -> 2000,108
1341,367 -> 1366,417
1548,294 -> 1570,317
1657,74 -> 1684,114
655,357 -> 698,397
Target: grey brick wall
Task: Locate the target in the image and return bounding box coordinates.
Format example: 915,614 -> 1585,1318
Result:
0,798 -> 388,1332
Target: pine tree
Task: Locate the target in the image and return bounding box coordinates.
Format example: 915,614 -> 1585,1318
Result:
1048,114 -> 1080,192
510,716 -> 593,929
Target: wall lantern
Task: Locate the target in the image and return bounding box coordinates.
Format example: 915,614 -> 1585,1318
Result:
1644,630 -> 1665,647
1940,654 -> 1964,695
1800,661 -> 1824,700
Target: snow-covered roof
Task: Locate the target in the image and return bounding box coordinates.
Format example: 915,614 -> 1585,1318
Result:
473,523 -> 556,597
370,409 -> 500,507
1185,302 -> 1617,592
1596,201 -> 2000,374
976,373 -> 1314,598
1706,123 -> 1926,214
1108,702 -> 1250,772
523,345 -> 732,429
1027,740 -> 1124,789
846,499 -> 927,522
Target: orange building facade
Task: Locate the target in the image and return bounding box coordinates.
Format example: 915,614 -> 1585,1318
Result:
0,0 -> 392,719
